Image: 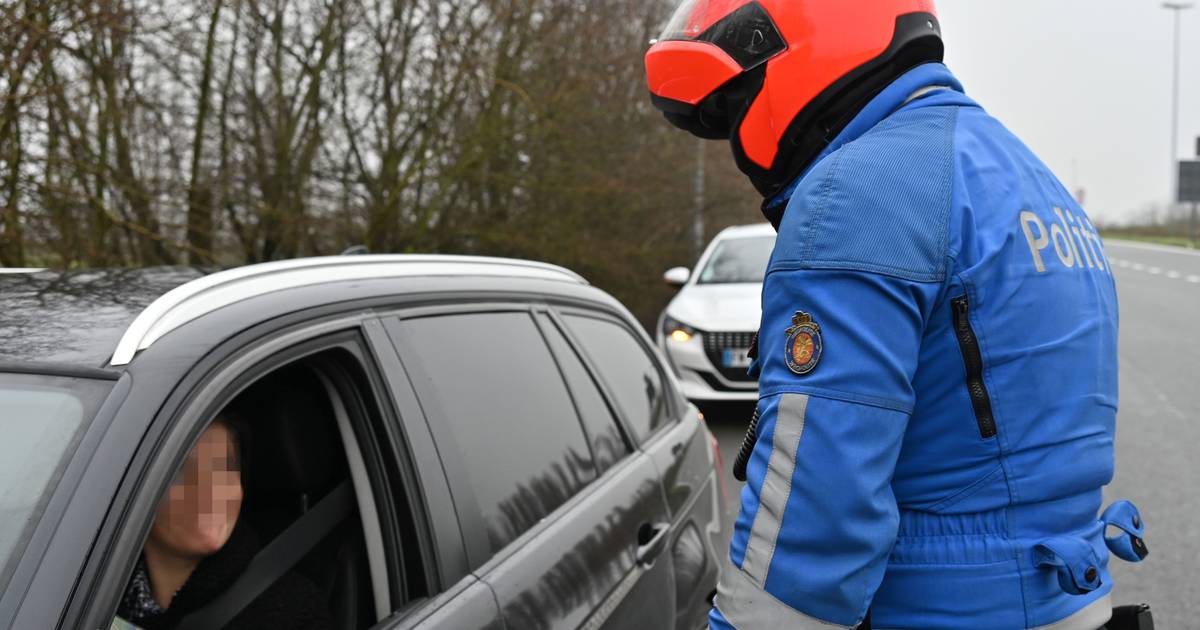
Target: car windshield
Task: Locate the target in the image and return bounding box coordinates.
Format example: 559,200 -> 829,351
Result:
697,235 -> 775,284
0,373 -> 111,588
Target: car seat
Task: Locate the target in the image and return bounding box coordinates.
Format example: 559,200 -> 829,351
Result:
231,363 -> 373,630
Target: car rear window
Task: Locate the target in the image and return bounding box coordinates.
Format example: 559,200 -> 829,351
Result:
563,315 -> 671,442
401,312 -> 596,554
0,373 -> 111,587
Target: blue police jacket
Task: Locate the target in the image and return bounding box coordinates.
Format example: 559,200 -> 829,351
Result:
710,63 -> 1147,630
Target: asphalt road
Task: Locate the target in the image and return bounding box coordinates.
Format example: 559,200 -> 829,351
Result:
703,239 -> 1199,628
1104,239 -> 1200,627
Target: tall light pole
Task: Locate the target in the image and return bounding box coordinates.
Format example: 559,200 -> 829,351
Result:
692,138 -> 706,260
1164,2 -> 1194,208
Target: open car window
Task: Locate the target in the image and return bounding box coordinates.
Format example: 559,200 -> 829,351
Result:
108,344 -> 426,630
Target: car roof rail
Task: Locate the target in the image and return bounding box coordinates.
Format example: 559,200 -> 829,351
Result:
110,254 -> 587,366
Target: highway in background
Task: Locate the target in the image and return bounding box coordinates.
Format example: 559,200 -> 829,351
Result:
705,239 -> 1199,627
1105,239 -> 1200,627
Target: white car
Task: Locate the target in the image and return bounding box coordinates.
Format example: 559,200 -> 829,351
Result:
657,223 -> 776,404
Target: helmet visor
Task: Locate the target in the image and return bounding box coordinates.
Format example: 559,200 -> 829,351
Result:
658,0 -> 749,41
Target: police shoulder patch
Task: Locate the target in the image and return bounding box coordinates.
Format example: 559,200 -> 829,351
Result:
784,311 -> 823,376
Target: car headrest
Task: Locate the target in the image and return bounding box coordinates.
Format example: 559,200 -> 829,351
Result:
228,364 -> 346,505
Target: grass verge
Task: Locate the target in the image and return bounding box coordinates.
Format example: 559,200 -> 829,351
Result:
1100,232 -> 1197,249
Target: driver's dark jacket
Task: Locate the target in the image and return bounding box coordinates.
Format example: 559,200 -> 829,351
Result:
117,523 -> 331,630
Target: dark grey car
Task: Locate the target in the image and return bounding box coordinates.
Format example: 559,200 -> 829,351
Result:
0,256 -> 726,630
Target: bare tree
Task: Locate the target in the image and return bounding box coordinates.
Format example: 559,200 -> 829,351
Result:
2,0 -> 760,324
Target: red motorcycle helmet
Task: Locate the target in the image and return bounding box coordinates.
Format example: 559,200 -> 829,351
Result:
645,0 -> 943,198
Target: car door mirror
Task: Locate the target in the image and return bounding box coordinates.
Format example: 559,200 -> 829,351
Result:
663,267 -> 690,287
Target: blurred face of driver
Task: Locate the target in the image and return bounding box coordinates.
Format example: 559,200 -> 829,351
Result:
149,421 -> 243,559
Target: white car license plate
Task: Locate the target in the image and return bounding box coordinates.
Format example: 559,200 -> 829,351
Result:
722,348 -> 751,369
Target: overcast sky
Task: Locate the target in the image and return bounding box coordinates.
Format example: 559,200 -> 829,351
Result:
937,0 -> 1200,223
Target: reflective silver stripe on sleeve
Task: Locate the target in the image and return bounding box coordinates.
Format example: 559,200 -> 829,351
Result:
715,562 -> 851,629
741,393 -> 809,585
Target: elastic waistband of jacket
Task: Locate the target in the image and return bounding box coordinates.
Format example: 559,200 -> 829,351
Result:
897,491 -> 1104,537
892,493 -> 1106,565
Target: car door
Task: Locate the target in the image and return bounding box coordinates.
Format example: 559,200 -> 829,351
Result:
533,310 -> 679,630
381,304 -> 675,630
54,318 -> 469,630
556,308 -> 721,630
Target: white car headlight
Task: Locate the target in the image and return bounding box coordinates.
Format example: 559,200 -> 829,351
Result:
663,315 -> 699,343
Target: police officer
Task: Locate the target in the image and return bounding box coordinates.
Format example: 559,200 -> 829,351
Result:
644,2 -> 1148,628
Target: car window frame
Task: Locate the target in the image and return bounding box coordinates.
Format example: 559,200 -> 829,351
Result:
549,306 -> 684,444
69,318 -> 430,630
360,318 -> 461,599
530,308 -> 636,470
303,342 -> 430,615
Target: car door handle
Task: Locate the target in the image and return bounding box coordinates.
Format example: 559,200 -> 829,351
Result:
635,522 -> 671,567
671,441 -> 685,456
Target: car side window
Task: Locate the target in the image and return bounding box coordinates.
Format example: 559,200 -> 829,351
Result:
562,314 -> 671,442
536,314 -> 630,475
401,311 -> 596,554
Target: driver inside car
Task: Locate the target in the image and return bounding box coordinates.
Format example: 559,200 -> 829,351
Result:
112,413 -> 332,630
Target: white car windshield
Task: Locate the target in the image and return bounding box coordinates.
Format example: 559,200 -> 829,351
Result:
0,373 -> 110,589
697,235 -> 775,284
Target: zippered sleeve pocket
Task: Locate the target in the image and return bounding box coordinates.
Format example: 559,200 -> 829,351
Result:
951,295 -> 998,439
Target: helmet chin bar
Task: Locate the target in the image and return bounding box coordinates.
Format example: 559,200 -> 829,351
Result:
653,64 -> 767,142
663,110 -> 730,140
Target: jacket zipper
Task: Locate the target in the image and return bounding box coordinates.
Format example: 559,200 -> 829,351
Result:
951,295 -> 998,439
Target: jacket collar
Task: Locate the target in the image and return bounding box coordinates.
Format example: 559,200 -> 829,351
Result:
763,63 -> 967,217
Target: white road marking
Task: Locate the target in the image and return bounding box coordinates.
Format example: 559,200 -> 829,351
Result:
1108,256 -> 1199,285
1085,241 -> 1200,285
